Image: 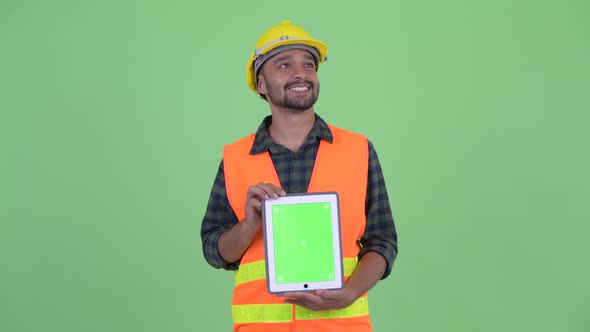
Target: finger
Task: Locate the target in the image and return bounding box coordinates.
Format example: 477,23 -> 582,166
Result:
266,183 -> 287,197
256,182 -> 283,199
286,292 -> 323,304
247,185 -> 271,200
280,291 -> 310,299
315,289 -> 336,299
247,198 -> 262,211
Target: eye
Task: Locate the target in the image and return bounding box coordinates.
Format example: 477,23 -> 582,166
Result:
279,63 -> 289,69
304,62 -> 316,69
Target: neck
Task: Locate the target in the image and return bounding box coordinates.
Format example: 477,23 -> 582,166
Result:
268,108 -> 315,153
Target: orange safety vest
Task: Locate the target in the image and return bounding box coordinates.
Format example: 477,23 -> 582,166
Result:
223,125 -> 371,332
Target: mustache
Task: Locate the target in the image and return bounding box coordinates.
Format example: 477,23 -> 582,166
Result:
284,80 -> 315,90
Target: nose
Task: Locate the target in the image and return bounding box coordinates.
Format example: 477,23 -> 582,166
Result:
292,63 -> 309,80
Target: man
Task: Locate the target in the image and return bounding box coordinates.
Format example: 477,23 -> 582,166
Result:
201,20 -> 398,331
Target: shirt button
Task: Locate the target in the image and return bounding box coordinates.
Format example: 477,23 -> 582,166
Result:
293,154 -> 299,159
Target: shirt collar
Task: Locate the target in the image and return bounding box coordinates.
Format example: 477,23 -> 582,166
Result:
250,113 -> 334,155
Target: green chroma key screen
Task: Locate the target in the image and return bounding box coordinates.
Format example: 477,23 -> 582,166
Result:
272,202 -> 336,284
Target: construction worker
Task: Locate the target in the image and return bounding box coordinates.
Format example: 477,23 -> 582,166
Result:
201,20 -> 398,331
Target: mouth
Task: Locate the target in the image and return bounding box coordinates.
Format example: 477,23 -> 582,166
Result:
286,81 -> 314,93
288,86 -> 309,92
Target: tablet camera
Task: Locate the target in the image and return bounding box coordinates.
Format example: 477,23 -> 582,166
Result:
304,284 -> 308,289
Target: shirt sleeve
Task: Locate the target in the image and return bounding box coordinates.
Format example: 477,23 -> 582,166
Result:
200,160 -> 241,270
359,140 -> 399,279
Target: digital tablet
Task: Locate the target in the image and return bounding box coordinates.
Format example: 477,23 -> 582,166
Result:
262,192 -> 344,294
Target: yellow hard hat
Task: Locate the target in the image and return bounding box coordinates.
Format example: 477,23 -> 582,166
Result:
246,20 -> 329,94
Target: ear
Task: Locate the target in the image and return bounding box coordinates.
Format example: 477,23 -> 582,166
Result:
257,74 -> 267,94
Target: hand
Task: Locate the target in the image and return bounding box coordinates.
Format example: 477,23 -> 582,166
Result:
243,182 -> 286,230
281,288 -> 357,311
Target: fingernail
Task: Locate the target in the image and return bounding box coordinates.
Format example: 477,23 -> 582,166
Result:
273,193 -> 278,199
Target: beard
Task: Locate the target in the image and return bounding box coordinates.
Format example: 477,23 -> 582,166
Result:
266,79 -> 319,111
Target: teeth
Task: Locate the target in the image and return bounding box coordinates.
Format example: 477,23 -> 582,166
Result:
289,87 -> 308,91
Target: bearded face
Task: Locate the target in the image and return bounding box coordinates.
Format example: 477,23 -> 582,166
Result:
257,49 -> 320,112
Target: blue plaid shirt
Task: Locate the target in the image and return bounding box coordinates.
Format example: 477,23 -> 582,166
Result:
201,114 -> 398,278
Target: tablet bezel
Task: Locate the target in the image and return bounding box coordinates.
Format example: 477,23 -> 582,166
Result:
262,192 -> 344,294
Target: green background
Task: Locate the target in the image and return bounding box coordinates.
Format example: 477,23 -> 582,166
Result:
1,0 -> 589,331
272,203 -> 335,283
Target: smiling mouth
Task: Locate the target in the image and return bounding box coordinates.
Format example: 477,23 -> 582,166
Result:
289,86 -> 309,92
286,80 -> 314,93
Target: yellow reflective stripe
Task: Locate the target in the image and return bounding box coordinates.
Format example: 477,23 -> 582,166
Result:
232,304 -> 292,323
343,257 -> 357,276
234,257 -> 358,286
232,297 -> 369,324
233,260 -> 266,285
296,296 -> 369,320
